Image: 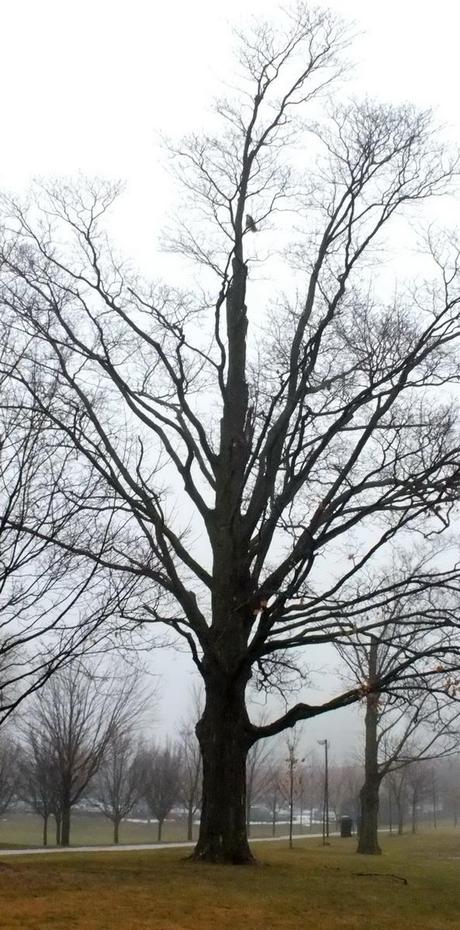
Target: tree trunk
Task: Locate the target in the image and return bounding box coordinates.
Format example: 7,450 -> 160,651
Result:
55,813 -> 61,846
192,675 -> 254,864
61,803 -> 71,847
432,778 -> 438,828
43,813 -> 48,847
397,799 -> 404,834
114,819 -> 120,844
357,640 -> 382,855
157,818 -> 164,842
191,225 -> 253,865
358,775 -> 382,854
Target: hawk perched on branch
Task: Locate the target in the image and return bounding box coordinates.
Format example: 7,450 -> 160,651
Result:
245,214 -> 257,232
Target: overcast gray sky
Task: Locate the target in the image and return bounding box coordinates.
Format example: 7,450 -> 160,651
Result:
2,1 -> 459,752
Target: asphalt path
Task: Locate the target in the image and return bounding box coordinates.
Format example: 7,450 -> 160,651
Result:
0,831 -> 341,858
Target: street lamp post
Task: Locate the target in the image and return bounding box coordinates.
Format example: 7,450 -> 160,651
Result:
318,739 -> 329,845
299,772 -> 304,834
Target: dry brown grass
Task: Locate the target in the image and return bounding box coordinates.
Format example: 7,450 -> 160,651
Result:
0,830 -> 458,929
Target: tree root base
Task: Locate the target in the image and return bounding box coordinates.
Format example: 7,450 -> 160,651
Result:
187,845 -> 257,865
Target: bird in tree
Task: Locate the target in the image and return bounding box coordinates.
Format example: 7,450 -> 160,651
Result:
245,214 -> 257,232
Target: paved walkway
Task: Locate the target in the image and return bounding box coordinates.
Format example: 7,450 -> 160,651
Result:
0,831 -> 340,858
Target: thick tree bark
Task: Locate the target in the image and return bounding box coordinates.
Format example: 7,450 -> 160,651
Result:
358,775 -> 382,854
114,819 -> 120,844
43,814 -> 48,847
157,818 -> 163,842
357,639 -> 382,855
192,673 -> 254,863
190,233 -> 255,865
55,812 -> 61,846
61,803 -> 71,847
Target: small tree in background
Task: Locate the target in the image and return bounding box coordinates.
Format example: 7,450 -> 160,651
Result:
177,726 -> 202,843
93,730 -> 141,844
25,661 -> 143,846
0,737 -> 17,822
20,730 -> 61,846
387,769 -> 408,835
405,762 -> 430,834
176,688 -> 203,842
141,744 -> 182,842
245,719 -> 273,836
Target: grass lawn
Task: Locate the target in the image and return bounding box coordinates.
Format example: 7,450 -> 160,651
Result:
0,810 -> 323,848
0,829 -> 458,929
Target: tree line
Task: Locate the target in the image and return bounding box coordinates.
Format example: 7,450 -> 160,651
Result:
0,656 -> 457,850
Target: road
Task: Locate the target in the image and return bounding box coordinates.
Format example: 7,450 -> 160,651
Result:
0,831 -> 341,858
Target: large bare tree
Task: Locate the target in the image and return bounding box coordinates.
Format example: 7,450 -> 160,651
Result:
2,5 -> 460,862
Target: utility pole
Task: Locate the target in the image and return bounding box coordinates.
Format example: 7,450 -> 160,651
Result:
299,772 -> 304,834
318,739 -> 329,845
285,736 -> 305,849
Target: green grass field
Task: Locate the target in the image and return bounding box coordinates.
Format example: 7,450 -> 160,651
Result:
0,810 -> 324,848
0,829 -> 458,929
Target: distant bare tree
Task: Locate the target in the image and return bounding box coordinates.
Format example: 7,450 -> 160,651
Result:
19,730 -> 60,845
176,686 -> 203,841
429,765 -> 440,829
93,729 -> 141,844
440,757 -> 460,827
24,660 -> 143,846
177,727 -> 201,842
405,761 -> 430,834
264,761 -> 285,838
141,743 -> 182,842
246,716 -> 273,835
295,754 -> 322,832
387,769 -> 408,835
329,762 -> 362,826
0,736 -> 17,819
282,732 -> 305,848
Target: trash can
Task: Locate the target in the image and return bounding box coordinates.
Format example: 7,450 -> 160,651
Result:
340,816 -> 353,837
